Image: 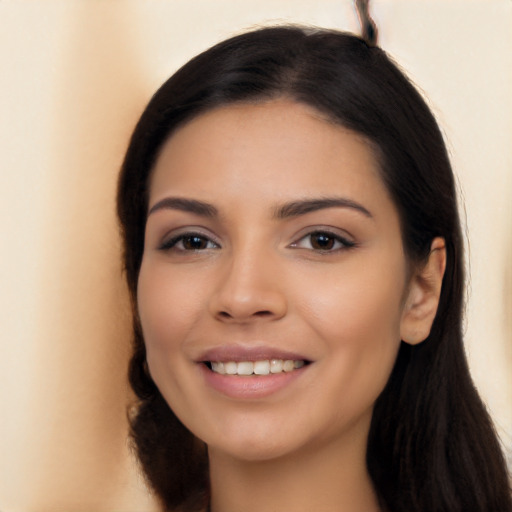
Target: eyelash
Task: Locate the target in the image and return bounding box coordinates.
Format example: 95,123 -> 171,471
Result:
289,230 -> 355,252
159,229 -> 355,253
159,232 -> 220,252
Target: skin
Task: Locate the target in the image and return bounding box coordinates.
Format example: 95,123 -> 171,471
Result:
137,99 -> 446,512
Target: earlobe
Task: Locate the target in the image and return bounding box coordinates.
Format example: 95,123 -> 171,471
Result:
400,237 -> 446,345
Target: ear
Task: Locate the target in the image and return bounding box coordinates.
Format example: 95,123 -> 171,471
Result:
400,237 -> 446,345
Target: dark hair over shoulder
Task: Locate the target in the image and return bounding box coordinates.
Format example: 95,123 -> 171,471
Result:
117,25 -> 512,512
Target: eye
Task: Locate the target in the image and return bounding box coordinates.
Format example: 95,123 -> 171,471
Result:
159,232 -> 220,252
290,230 -> 355,252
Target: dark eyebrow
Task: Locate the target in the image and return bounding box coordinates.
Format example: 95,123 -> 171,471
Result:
148,197 -> 218,217
274,197 -> 373,219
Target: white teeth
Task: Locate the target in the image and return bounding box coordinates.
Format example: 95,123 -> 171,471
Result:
237,361 -> 254,376
253,360 -> 270,375
224,361 -> 237,375
283,360 -> 295,372
270,359 -> 283,373
209,359 -> 306,376
211,361 -> 226,374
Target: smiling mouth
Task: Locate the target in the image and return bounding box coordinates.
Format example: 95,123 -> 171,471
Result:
205,359 -> 308,376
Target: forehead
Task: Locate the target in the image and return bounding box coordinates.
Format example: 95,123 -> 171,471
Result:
149,99 -> 392,214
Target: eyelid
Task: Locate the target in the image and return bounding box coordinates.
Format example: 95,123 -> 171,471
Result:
158,227 -> 221,251
288,227 -> 356,251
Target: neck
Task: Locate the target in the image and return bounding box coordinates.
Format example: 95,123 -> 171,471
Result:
207,426 -> 380,512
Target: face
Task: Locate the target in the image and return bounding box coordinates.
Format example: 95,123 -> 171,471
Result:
137,100 -> 411,462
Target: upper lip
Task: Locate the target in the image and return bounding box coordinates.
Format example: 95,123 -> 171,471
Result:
196,345 -> 311,363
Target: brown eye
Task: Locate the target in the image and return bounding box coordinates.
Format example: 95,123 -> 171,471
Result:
290,230 -> 355,252
310,233 -> 336,250
159,232 -> 220,252
182,235 -> 210,250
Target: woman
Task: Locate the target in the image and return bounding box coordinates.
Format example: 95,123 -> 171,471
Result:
117,26 -> 512,512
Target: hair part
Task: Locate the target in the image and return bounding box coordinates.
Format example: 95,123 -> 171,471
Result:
117,25 -> 511,512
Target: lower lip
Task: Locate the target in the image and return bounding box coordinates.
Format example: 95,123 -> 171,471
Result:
199,364 -> 308,399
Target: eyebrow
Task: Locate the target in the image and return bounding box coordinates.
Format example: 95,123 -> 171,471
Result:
274,197 -> 373,219
147,196 -> 372,220
148,197 -> 218,217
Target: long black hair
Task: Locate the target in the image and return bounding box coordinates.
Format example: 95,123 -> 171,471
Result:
117,26 -> 512,512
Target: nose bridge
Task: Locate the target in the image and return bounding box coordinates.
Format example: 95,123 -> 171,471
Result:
210,237 -> 287,322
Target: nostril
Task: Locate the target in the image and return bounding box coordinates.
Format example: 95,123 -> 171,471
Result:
254,310 -> 273,317
216,309 -> 275,321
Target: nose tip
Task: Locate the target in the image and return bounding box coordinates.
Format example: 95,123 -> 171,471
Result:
216,304 -> 283,323
209,258 -> 287,323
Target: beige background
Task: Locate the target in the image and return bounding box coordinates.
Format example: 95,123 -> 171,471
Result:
1,1 -> 511,510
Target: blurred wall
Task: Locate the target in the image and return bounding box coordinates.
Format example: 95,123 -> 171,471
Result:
0,1 -> 510,510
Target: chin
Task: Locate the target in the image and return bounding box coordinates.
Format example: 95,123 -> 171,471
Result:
203,423 -> 304,463
209,439 -> 297,463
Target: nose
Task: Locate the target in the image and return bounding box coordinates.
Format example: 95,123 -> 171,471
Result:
209,247 -> 287,323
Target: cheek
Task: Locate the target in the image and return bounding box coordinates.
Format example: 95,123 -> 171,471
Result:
301,264 -> 404,339
136,262 -> 212,419
298,259 -> 405,391
137,263 -> 203,373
